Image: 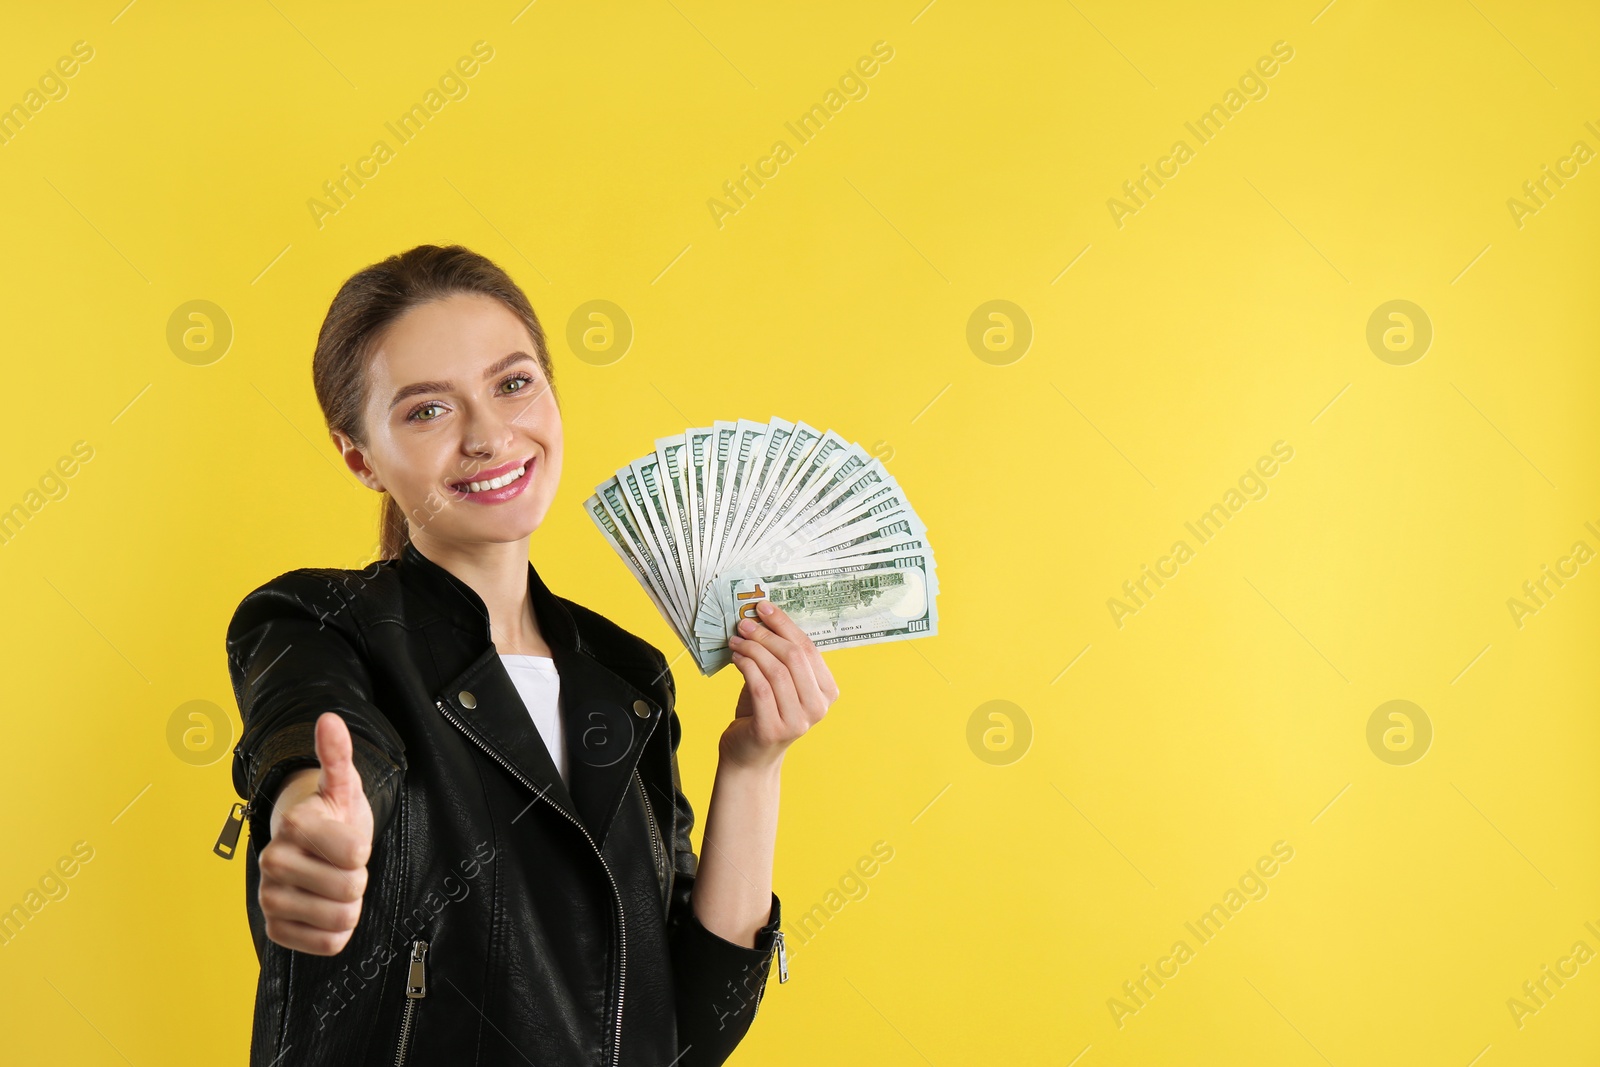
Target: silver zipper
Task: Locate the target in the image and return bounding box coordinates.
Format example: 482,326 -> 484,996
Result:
634,768 -> 665,905
753,928 -> 788,1018
393,939 -> 428,1066
213,800 -> 250,859
436,699 -> 628,1067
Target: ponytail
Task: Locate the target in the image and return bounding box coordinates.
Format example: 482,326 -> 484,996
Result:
379,492 -> 411,560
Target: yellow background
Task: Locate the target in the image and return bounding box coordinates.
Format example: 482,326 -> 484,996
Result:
1,0 -> 1597,1063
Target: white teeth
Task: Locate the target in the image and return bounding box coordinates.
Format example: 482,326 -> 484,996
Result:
460,464 -> 526,493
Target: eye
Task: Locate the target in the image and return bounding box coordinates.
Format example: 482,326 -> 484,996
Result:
500,372 -> 536,396
407,400 -> 446,423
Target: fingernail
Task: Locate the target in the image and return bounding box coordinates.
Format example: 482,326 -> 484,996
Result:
728,633 -> 744,645
757,601 -> 774,616
738,618 -> 757,635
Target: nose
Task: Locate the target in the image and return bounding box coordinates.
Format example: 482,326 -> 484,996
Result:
460,398 -> 518,458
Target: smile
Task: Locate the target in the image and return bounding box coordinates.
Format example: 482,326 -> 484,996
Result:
448,456 -> 535,502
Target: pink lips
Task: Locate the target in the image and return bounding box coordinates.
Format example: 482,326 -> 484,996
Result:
448,455 -> 535,504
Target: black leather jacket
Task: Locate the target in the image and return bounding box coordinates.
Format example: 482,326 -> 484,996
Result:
224,541 -> 784,1066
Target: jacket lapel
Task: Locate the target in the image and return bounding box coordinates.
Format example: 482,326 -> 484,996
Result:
434,643 -> 582,825
404,542 -> 664,845
548,640 -> 662,843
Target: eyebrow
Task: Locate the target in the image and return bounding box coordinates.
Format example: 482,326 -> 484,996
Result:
389,352 -> 538,412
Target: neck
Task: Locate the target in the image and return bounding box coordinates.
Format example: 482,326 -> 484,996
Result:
409,531 -> 551,656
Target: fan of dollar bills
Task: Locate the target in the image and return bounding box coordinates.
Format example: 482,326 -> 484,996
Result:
583,417 -> 939,676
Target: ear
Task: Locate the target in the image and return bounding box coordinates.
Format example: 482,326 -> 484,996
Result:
331,429 -> 385,492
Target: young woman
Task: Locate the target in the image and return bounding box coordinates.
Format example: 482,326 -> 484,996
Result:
225,244 -> 838,1066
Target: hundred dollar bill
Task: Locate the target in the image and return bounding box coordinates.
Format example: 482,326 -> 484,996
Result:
684,426 -> 718,594
737,430 -> 852,558
740,421 -> 825,548
584,488 -> 689,642
589,416 -> 939,675
700,419 -> 758,590
654,433 -> 698,606
721,417 -> 794,573
706,552 -> 938,653
609,474 -> 696,638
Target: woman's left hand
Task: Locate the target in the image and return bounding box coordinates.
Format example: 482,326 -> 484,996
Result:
721,601 -> 840,771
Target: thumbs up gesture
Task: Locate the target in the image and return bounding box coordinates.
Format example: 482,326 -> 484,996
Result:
258,712 -> 375,955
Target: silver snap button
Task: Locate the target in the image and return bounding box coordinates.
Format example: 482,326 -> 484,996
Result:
459,690 -> 477,709
632,699 -> 650,719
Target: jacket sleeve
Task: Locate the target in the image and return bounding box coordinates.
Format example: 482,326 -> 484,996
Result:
658,655 -> 784,1067
226,568 -> 407,852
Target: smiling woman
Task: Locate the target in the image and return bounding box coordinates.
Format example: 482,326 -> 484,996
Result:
310,248 -> 564,563
226,243 -> 835,1066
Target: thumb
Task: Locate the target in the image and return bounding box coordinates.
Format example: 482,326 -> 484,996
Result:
313,712 -> 369,822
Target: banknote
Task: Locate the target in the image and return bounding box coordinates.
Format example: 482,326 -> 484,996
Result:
584,416 -> 939,675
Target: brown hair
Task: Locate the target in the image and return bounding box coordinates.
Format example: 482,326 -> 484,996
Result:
311,244 -> 558,560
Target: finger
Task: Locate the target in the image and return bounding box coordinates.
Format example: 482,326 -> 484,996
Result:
729,642 -> 798,744
739,613 -> 823,716
810,650 -> 840,703
752,601 -> 811,646
729,629 -> 803,729
760,602 -> 839,704
279,805 -> 372,871
259,879 -> 365,934
728,647 -> 771,715
264,915 -> 357,957
259,840 -> 369,903
313,712 -> 368,821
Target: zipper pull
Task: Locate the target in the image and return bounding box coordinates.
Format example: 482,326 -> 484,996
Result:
406,940 -> 430,997
213,801 -> 249,859
774,929 -> 788,983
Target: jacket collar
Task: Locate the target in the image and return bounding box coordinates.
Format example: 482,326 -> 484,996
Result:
398,539 -> 580,652
396,540 -> 663,845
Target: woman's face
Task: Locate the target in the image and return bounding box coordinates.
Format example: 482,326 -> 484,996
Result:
335,291 -> 563,552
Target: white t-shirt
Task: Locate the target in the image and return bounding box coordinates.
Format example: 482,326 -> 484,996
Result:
499,654 -> 569,788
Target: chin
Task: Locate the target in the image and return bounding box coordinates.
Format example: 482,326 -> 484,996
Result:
488,503 -> 554,543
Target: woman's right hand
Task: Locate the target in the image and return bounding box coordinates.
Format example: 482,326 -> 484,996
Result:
258,711 -> 375,955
